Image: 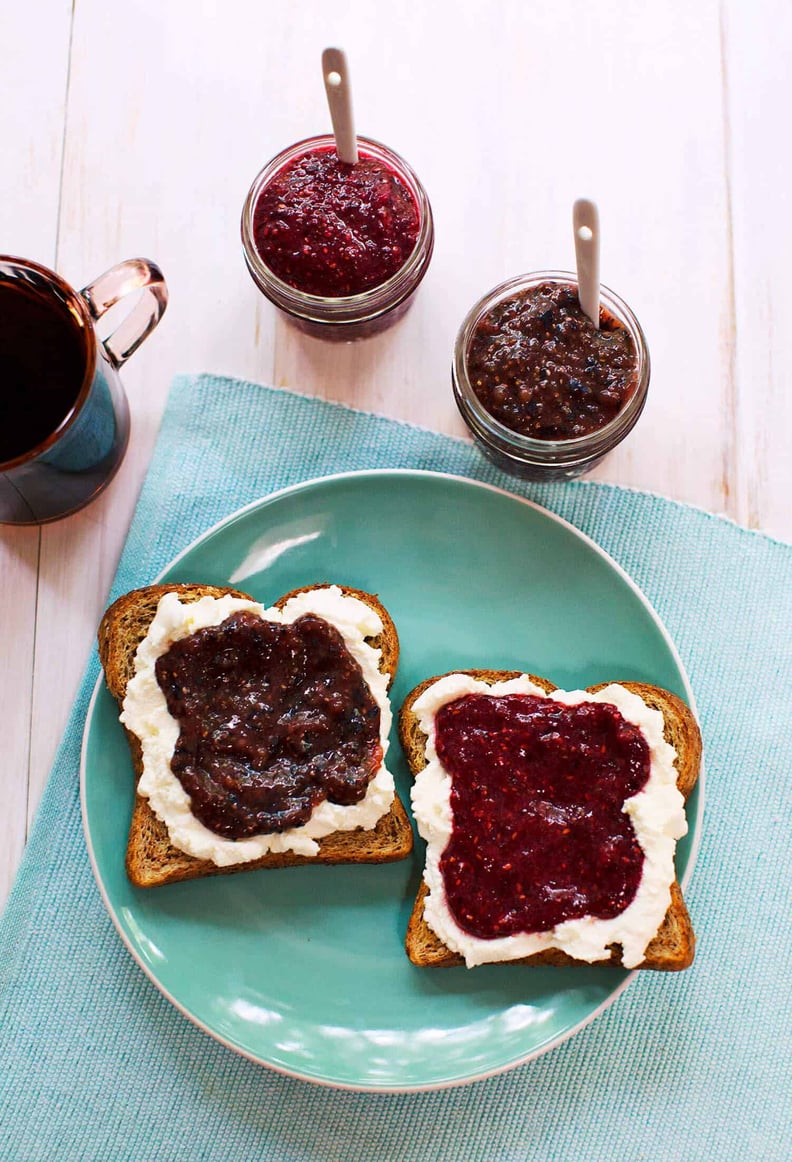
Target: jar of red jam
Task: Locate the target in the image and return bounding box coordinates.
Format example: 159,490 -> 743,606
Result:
241,135 -> 434,341
452,271 -> 650,480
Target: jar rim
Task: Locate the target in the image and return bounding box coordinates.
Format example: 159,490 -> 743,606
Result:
452,270 -> 650,461
240,134 -> 434,323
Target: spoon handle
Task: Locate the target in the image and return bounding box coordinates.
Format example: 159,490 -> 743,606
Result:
322,47 -> 358,164
573,199 -> 600,327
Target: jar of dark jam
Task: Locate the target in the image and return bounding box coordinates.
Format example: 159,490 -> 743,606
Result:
241,135 -> 434,341
452,271 -> 650,480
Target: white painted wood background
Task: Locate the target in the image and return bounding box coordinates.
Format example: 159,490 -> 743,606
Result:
1,0 -> 790,910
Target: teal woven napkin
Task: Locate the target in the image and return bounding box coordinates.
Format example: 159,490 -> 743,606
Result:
1,374 -> 790,1162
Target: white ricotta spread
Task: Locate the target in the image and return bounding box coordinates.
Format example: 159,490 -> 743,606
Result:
410,674 -> 687,968
120,586 -> 394,865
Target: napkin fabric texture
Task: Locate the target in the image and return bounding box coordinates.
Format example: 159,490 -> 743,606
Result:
1,374 -> 790,1162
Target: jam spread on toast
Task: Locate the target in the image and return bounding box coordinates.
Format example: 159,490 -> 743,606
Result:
252,146 -> 420,297
434,693 -> 650,938
467,283 -> 639,440
155,611 -> 382,838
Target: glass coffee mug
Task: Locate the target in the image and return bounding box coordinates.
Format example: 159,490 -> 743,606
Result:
0,255 -> 167,524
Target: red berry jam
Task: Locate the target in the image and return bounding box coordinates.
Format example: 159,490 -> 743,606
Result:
252,146 -> 420,298
434,693 -> 650,939
155,611 -> 382,839
467,283 -> 639,440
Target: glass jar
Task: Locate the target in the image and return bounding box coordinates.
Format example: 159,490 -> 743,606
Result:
452,271 -> 650,481
241,135 -> 434,341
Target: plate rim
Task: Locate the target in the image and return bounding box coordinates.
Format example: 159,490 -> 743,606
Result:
81,467 -> 705,1092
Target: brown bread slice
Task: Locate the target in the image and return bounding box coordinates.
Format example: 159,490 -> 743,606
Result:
399,670 -> 702,971
98,582 -> 413,888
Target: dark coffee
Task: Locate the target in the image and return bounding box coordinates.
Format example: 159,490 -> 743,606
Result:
0,282 -> 88,464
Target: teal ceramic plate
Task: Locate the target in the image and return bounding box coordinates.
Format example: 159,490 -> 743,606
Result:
82,470 -> 702,1091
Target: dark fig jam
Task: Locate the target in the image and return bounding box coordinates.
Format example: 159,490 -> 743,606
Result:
155,611 -> 382,839
467,282 -> 639,440
434,693 -> 650,939
252,146 -> 420,298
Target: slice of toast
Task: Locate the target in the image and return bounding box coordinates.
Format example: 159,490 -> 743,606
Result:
98,583 -> 413,887
399,670 -> 702,971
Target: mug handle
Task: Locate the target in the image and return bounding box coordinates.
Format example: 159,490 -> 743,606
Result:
80,258 -> 168,368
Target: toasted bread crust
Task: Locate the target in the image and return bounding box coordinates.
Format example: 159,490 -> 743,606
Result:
124,786 -> 413,887
399,670 -> 701,971
98,583 -> 413,888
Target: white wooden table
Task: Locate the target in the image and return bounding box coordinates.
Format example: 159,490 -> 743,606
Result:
2,1 -> 790,911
